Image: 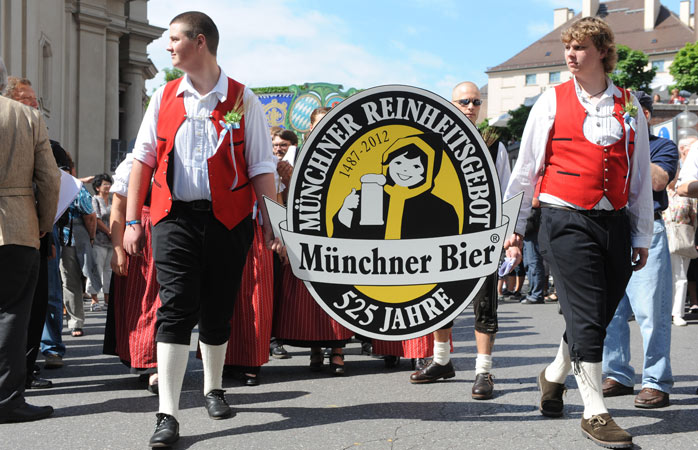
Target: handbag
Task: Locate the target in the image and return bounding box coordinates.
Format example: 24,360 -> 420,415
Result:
666,221 -> 698,259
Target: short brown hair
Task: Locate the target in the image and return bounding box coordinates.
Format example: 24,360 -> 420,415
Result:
3,76 -> 32,100
170,11 -> 219,56
273,129 -> 299,146
310,107 -> 331,128
561,17 -> 617,73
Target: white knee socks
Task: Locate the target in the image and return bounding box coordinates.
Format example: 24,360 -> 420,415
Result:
200,341 -> 228,396
475,354 -> 492,375
157,342 -> 189,419
433,341 -> 451,365
575,361 -> 608,419
545,338 -> 572,384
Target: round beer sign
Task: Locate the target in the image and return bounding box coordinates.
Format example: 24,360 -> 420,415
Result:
265,85 -> 521,340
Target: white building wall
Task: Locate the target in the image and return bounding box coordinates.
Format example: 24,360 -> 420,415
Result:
0,0 -> 162,177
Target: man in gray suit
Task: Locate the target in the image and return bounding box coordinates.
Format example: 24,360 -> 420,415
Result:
0,57 -> 60,423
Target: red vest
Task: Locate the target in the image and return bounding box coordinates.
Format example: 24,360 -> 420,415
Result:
150,77 -> 254,230
539,80 -> 635,210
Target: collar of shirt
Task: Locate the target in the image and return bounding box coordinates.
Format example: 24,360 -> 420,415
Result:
572,76 -> 622,107
176,67 -> 228,103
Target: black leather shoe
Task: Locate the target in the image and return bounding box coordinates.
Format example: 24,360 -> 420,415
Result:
409,360 -> 456,384
383,355 -> 401,369
149,413 -> 179,448
244,374 -> 259,386
471,373 -> 495,400
412,358 -> 428,371
270,345 -> 290,359
26,375 -> 53,389
0,403 -> 53,423
204,389 -> 233,419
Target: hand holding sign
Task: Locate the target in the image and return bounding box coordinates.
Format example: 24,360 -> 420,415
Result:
338,188 -> 360,227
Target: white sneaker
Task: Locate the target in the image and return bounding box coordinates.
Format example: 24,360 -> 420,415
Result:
673,316 -> 687,327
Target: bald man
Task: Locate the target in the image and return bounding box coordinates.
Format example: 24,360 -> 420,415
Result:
409,82 -> 510,400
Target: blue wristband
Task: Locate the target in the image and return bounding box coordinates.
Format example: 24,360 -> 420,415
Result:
126,220 -> 141,226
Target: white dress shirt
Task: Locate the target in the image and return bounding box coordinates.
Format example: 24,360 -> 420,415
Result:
110,153 -> 134,197
504,77 -> 654,249
677,140 -> 698,187
132,68 -> 277,201
494,141 -> 511,195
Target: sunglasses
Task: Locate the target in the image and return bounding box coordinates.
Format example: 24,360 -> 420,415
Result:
455,98 -> 482,106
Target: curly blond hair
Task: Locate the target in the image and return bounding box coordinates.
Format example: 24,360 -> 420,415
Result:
561,17 -> 617,73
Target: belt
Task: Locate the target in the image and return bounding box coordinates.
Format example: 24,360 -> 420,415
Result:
540,202 -> 626,217
173,199 -> 212,212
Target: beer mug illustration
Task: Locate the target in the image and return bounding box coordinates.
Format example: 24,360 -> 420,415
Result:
359,173 -> 386,226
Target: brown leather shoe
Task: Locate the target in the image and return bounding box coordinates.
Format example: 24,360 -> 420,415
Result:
634,387 -> 669,409
581,413 -> 632,448
602,378 -> 634,397
471,373 -> 494,400
538,368 -> 566,417
409,360 -> 455,384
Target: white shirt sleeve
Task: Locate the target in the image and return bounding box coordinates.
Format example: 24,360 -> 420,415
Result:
504,88 -> 556,235
677,140 -> 698,187
495,141 -> 511,196
131,86 -> 164,169
110,153 -> 134,197
625,96 -> 653,249
243,87 -> 277,178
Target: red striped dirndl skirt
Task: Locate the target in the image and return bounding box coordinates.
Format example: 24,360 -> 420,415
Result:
223,222 -> 274,367
111,206 -> 160,370
372,334 -> 453,358
272,263 -> 353,343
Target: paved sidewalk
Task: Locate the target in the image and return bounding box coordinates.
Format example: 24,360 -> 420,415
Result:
8,298 -> 698,449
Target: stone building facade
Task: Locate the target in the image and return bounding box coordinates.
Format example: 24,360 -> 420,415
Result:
0,0 -> 164,176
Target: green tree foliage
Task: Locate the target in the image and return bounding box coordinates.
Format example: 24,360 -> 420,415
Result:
610,44 -> 655,93
670,42 -> 698,95
506,104 -> 532,142
163,67 -> 184,82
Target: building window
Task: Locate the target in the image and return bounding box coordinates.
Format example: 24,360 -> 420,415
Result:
525,74 -> 537,85
549,71 -> 561,83
652,60 -> 665,72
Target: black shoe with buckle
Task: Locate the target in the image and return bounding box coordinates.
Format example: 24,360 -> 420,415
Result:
149,413 -> 179,448
409,360 -> 456,384
471,373 -> 494,400
204,389 -> 233,419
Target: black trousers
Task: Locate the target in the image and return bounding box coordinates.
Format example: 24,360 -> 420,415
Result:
439,273 -> 498,333
26,234 -> 50,378
152,203 -> 253,346
538,207 -> 632,363
0,245 -> 39,416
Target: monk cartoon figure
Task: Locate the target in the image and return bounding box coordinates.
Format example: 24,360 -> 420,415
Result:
333,133 -> 458,240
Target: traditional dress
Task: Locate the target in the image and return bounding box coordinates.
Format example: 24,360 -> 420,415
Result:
272,263 -> 353,347
104,206 -> 159,373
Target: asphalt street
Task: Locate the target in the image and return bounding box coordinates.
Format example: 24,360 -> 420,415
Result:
7,297 -> 698,450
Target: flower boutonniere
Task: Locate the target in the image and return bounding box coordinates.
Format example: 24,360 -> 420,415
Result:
621,90 -> 637,131
220,92 -> 245,131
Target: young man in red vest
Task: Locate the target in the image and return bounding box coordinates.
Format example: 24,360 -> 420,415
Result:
503,17 -> 652,449
123,11 -> 280,448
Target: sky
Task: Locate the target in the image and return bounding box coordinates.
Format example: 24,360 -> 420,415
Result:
144,0 -> 690,100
